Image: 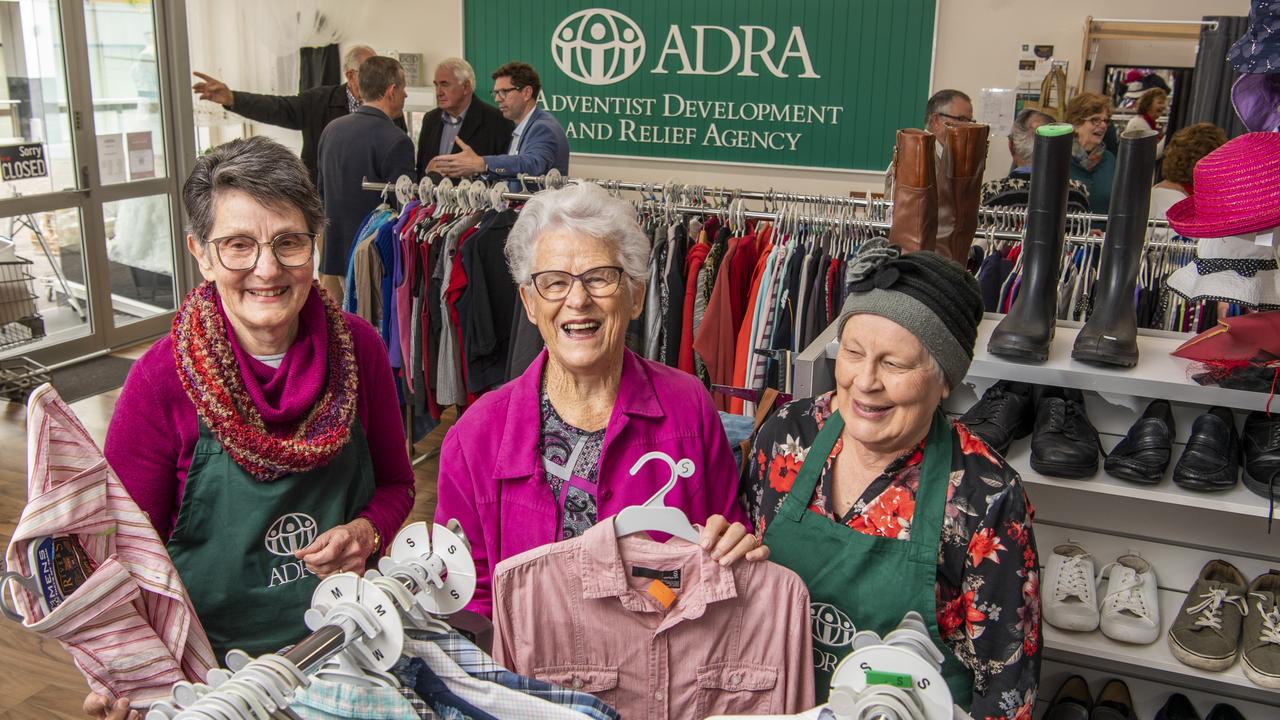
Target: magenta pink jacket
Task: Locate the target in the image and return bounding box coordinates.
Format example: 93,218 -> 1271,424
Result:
434,348 -> 748,617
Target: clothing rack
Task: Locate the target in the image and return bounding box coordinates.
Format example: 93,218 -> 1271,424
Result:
361,175 -> 1188,249
146,522 -> 482,719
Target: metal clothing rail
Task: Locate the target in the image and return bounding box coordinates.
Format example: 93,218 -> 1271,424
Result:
360,175 -> 1191,249
512,173 -> 1172,230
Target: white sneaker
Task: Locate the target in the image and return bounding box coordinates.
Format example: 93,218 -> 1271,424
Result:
1099,554 -> 1161,644
1044,543 -> 1100,632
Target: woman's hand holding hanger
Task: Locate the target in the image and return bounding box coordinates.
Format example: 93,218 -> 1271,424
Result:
698,515 -> 770,566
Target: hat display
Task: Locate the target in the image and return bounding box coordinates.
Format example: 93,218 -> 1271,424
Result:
1232,73 -> 1280,132
1229,0 -> 1280,74
1166,235 -> 1280,310
1166,133 -> 1280,239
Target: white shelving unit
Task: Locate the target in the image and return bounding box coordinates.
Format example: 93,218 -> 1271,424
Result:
793,316 -> 1280,716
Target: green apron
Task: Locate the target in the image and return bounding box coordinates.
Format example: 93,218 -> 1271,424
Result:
167,420 -> 375,662
762,410 -> 975,708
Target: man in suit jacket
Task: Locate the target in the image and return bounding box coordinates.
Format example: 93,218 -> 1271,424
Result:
192,45 -> 406,183
428,62 -> 569,189
416,58 -> 513,181
316,56 -> 415,306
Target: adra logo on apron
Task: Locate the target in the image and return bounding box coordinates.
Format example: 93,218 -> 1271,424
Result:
811,602 -> 857,672
264,512 -> 318,588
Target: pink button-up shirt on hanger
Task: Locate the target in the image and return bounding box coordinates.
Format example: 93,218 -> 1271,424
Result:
492,517 -> 814,720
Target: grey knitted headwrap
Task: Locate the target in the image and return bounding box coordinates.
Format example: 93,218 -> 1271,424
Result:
837,239 -> 983,387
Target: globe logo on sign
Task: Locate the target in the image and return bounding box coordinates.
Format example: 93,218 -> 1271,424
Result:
552,8 -> 645,86
810,602 -> 857,647
264,512 -> 318,556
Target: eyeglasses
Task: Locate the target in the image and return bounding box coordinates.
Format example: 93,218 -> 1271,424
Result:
492,86 -> 523,100
530,266 -> 623,301
204,232 -> 317,271
936,111 -> 975,123
1084,115 -> 1110,126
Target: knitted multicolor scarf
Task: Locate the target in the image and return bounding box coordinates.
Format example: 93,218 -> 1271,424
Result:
172,281 -> 358,481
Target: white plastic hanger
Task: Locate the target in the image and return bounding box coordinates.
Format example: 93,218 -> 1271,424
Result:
613,451 -> 700,543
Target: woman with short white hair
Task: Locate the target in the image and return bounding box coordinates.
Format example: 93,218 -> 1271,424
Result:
435,182 -> 762,617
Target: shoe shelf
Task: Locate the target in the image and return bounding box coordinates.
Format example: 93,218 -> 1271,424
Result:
815,316 -> 1276,413
1042,587 -> 1276,706
1038,661 -> 1279,720
1002,442 -> 1275,520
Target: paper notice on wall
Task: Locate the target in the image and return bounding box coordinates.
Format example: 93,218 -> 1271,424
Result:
127,131 -> 155,180
97,134 -> 127,184
979,89 -> 1015,139
1017,43 -> 1056,86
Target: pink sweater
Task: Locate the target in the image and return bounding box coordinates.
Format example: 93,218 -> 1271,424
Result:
104,291 -> 414,547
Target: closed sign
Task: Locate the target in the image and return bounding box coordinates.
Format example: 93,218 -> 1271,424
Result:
0,143 -> 48,181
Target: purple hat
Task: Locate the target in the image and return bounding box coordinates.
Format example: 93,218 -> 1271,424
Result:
1229,0 -> 1280,73
1233,73 -> 1280,131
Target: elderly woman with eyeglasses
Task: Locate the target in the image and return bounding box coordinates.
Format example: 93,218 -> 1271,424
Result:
1066,92 -> 1118,214
86,136 -> 414,719
435,182 -> 760,617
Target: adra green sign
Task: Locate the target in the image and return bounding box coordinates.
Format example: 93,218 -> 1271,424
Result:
464,0 -> 936,171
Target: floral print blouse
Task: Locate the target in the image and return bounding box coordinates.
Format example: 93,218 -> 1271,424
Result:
746,392 -> 1041,720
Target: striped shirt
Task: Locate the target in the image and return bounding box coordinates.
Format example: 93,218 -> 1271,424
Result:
6,384 -> 216,704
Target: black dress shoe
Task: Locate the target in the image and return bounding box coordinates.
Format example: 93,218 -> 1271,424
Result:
1031,387 -> 1101,478
1204,705 -> 1246,720
1105,399 -> 1175,484
1045,675 -> 1092,720
959,380 -> 1035,455
1091,679 -> 1136,720
1173,406 -> 1240,492
1243,411 -> 1280,500
1155,694 -> 1201,720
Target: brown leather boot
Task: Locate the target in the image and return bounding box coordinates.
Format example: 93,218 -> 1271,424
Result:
936,122 -> 990,264
888,129 -> 937,253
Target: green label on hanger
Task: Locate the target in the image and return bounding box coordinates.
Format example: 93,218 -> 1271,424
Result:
864,669 -> 913,688
464,0 -> 936,172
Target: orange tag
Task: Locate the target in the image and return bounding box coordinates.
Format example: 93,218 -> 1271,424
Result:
646,579 -> 677,608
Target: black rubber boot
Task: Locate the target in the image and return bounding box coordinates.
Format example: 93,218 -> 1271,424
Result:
1072,128 -> 1159,366
988,123 -> 1073,362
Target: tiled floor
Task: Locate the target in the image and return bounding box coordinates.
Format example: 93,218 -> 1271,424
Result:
0,342 -> 450,718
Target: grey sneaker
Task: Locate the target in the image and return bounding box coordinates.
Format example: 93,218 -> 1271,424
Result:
1243,571 -> 1280,688
1169,560 -> 1249,671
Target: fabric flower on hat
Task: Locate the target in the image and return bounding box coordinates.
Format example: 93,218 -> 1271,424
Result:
844,237 -> 902,292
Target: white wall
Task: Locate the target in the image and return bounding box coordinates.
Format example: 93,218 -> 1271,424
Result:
191,0 -> 1249,195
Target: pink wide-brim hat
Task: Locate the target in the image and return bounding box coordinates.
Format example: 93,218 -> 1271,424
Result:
1167,132 -> 1280,239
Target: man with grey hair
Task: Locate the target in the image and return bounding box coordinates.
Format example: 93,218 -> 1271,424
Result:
416,57 -> 513,180
315,56 -> 415,305
192,44 -> 406,182
981,108 -> 1089,210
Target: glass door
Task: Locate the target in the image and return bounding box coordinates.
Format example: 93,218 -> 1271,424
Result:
0,0 -> 191,365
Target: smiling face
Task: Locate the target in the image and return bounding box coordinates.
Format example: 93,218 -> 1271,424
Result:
833,314 -> 948,455
518,229 -> 643,379
188,189 -> 315,350
1074,111 -> 1109,151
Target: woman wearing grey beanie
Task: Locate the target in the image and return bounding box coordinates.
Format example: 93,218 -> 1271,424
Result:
743,240 -> 1042,716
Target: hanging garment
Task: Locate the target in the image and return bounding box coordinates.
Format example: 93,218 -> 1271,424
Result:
405,630 -> 619,719
644,226 -> 668,360
661,222 -> 687,367
460,210 -> 520,394
401,632 -> 607,719
760,410 -> 975,707
5,385 -> 216,704
492,518 -> 814,719
677,241 -> 710,374
398,658 -> 499,720
290,677 -> 427,720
